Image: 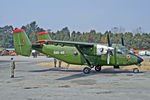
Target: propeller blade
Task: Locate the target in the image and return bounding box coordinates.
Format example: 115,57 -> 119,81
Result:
121,37 -> 126,46
107,51 -> 110,64
107,34 -> 112,47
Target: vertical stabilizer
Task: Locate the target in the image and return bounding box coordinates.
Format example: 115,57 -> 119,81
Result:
13,29 -> 32,56
37,32 -> 51,40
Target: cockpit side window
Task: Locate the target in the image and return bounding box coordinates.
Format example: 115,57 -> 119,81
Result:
117,49 -> 124,54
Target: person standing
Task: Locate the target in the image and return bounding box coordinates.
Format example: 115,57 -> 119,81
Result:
54,58 -> 62,68
58,60 -> 62,68
54,58 -> 57,67
10,58 -> 15,78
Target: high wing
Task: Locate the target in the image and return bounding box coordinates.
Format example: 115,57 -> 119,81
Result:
34,39 -> 114,65
35,40 -> 94,47
34,40 -> 114,52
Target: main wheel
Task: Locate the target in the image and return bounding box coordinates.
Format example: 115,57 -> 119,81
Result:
133,68 -> 139,73
83,67 -> 91,74
95,65 -> 101,72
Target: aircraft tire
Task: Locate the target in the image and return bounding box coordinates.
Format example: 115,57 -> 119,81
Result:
95,65 -> 101,72
133,68 -> 139,73
83,67 -> 91,74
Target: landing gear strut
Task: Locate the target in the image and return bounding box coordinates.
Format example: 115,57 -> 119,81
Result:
95,65 -> 101,72
83,67 -> 91,74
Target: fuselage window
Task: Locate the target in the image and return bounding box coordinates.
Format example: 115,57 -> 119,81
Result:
74,51 -> 78,56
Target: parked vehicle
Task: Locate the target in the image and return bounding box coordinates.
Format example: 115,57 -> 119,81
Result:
139,51 -> 150,56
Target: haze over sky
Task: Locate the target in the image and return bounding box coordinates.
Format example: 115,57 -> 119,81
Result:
0,0 -> 150,33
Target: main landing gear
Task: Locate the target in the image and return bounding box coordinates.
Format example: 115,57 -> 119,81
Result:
83,65 -> 102,74
83,67 -> 91,74
95,65 -> 101,72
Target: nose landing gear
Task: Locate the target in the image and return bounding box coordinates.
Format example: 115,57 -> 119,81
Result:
133,68 -> 139,73
133,64 -> 141,73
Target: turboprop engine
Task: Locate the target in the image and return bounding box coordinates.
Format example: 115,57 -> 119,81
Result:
96,44 -> 114,56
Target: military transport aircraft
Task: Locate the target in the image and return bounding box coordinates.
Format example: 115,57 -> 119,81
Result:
13,29 -> 143,74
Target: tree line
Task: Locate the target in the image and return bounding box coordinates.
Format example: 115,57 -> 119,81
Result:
0,21 -> 150,49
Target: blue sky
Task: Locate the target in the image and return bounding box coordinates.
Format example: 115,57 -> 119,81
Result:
0,0 -> 150,33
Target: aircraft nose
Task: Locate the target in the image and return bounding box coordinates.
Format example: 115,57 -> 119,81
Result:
137,56 -> 144,64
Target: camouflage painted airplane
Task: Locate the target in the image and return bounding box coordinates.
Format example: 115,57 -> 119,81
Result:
13,29 -> 143,74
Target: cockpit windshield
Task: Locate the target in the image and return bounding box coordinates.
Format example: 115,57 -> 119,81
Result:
117,45 -> 131,54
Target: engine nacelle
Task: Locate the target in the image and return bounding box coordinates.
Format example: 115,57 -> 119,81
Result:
96,44 -> 114,55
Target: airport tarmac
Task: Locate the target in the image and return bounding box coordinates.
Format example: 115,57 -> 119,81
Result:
0,56 -> 150,100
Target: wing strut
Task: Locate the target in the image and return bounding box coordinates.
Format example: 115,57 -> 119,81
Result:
75,45 -> 92,67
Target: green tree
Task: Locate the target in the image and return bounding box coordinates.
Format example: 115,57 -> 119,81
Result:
0,25 -> 13,48
21,21 -> 45,42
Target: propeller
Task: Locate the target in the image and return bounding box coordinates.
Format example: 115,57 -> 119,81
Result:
107,34 -> 112,64
107,34 -> 112,47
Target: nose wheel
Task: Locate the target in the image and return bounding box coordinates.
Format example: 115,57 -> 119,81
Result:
83,67 -> 91,74
133,68 -> 139,73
